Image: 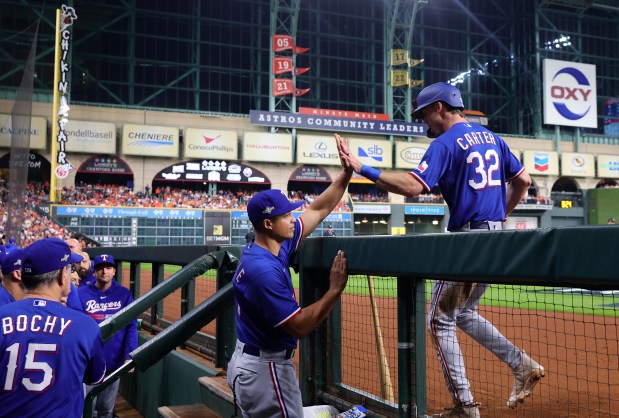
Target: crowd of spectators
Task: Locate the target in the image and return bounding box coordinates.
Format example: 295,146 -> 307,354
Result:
58,184 -> 352,212
0,181 -> 74,247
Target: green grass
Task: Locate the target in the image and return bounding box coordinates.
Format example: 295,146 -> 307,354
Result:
122,263 -> 619,317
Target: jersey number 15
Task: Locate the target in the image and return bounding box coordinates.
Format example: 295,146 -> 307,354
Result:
3,342 -> 56,392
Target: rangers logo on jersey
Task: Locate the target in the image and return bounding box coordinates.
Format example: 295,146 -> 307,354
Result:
418,161 -> 428,173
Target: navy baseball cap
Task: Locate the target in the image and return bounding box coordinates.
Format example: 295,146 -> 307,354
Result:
22,238 -> 83,275
93,254 -> 116,268
412,82 -> 464,119
1,248 -> 24,274
247,189 -> 305,226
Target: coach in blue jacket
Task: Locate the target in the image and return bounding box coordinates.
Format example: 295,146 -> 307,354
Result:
79,254 -> 138,418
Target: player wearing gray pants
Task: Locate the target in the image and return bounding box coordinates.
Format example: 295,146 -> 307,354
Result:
228,341 -> 301,417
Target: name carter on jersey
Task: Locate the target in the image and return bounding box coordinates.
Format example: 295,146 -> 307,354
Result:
456,130 -> 497,151
2,315 -> 72,335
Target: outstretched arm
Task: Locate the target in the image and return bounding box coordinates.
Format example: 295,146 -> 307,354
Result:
338,136 -> 425,198
299,134 -> 353,241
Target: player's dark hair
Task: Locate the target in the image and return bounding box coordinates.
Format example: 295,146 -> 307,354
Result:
444,102 -> 465,117
22,268 -> 64,291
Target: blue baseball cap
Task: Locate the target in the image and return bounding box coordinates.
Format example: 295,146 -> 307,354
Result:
247,189 -> 305,226
22,238 -> 83,275
93,254 -> 116,268
412,82 -> 464,119
1,248 -> 24,274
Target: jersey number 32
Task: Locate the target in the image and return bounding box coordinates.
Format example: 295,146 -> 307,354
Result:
467,150 -> 501,190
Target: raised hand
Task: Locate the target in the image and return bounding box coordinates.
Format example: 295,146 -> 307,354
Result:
335,133 -> 361,173
329,250 -> 348,293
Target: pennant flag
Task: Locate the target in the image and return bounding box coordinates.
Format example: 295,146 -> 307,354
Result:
294,67 -> 310,76
273,78 -> 294,96
292,45 -> 310,55
391,49 -> 409,66
391,69 -> 409,87
273,34 -> 294,52
273,34 -> 310,54
409,58 -> 425,67
409,79 -> 424,87
294,87 -> 310,97
273,57 -> 293,75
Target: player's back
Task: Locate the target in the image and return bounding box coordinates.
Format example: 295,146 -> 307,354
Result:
0,298 -> 106,418
436,122 -> 522,230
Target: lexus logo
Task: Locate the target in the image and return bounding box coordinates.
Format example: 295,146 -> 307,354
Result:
314,142 -> 327,151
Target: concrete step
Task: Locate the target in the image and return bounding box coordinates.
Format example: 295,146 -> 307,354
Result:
158,403 -> 221,418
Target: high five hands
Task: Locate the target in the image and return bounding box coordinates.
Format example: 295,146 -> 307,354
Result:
335,133 -> 362,174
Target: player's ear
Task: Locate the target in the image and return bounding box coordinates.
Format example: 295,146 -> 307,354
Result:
263,218 -> 273,230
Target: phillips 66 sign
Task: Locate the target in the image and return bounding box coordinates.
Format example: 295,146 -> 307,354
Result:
543,59 -> 597,128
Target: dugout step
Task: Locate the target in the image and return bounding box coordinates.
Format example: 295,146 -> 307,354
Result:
198,375 -> 236,417
158,403 -> 221,418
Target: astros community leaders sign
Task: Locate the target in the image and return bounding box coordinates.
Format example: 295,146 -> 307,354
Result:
250,110 -> 426,136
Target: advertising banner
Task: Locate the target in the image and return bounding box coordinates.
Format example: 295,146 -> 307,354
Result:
122,123 -> 179,157
348,137 -> 392,168
289,165 -> 332,182
64,120 -> 116,154
395,141 -> 429,169
543,59 -> 597,128
353,204 -> 391,214
154,160 -> 270,184
560,152 -> 595,177
184,128 -> 237,160
296,134 -> 340,166
523,150 -> 559,176
204,211 -> 231,244
250,110 -> 426,136
243,132 -> 293,163
0,114 -> 46,149
77,155 -> 132,174
597,155 -> 619,178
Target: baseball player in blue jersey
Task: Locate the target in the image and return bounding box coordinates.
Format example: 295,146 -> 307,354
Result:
79,254 -> 138,418
0,248 -> 25,306
227,136 -> 351,418
340,82 -> 544,418
0,238 -> 106,418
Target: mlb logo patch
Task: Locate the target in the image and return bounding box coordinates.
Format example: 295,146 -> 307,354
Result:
534,152 -> 549,172
33,300 -> 47,307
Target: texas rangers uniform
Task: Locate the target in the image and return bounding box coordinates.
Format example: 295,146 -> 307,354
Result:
0,298 -> 106,418
411,121 -> 527,406
227,217 -> 305,418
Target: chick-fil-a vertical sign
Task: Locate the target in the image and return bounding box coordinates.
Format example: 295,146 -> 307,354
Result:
55,4 -> 77,179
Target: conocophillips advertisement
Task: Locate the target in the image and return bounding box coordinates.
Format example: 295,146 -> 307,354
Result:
560,152 -> 594,177
597,155 -> 619,178
122,123 -> 179,157
523,150 -> 559,176
184,128 -> 237,160
0,114 -> 46,150
296,134 -> 340,166
395,141 -> 429,169
243,131 -> 293,163
348,137 -> 392,168
64,120 -> 116,154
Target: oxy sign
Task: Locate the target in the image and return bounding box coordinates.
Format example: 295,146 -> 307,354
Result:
543,59 -> 597,128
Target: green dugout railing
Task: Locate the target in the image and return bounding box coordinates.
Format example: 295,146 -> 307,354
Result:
82,246 -> 241,418
83,226 -> 618,418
